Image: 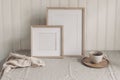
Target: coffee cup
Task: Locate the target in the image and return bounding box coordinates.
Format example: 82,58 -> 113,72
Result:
89,51 -> 103,64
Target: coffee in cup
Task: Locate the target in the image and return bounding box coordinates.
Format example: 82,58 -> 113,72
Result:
89,51 -> 103,64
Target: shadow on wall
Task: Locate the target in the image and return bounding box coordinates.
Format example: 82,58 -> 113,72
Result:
0,58 -> 7,71
31,14 -> 46,25
0,10 -> 46,64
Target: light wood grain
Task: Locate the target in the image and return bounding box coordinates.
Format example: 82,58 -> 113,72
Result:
82,57 -> 109,68
31,25 -> 64,58
47,8 -> 85,56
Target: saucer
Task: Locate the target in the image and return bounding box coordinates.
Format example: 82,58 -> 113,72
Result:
81,57 -> 109,68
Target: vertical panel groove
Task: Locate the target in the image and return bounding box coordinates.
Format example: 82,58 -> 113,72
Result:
107,0 -> 116,50
77,0 -> 79,7
2,0 -> 4,54
2,0 -> 13,56
0,0 -> 5,58
11,0 -> 14,51
1,0 -> 5,55
84,1 -> 87,51
115,0 -> 120,50
59,0 -> 69,7
105,0 -> 108,50
96,0 -> 99,50
19,0 -> 22,49
98,0 -> 107,50
9,0 -> 12,51
68,0 -> 70,7
87,0 -> 98,50
114,0 -> 118,50
58,0 -> 60,7
49,0 -> 51,7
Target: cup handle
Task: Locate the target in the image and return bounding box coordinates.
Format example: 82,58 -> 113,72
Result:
103,55 -> 108,60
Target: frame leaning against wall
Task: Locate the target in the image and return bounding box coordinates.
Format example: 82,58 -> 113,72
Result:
46,7 -> 85,57
31,25 -> 64,58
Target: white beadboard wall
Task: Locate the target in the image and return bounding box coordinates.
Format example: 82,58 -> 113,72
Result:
0,0 -> 120,59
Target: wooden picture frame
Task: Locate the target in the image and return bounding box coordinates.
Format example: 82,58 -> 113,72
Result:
31,25 -> 63,58
47,7 -> 85,56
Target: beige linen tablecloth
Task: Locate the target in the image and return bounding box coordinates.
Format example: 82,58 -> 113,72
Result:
1,50 -> 120,80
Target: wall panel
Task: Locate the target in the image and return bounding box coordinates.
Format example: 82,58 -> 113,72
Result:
86,0 -> 98,50
0,0 -> 120,59
115,0 -> 120,50
106,0 -> 116,50
39,0 -> 47,24
0,0 -> 4,58
49,0 -> 60,7
2,0 -> 13,57
20,0 -> 31,49
59,0 -> 69,7
78,0 -> 86,7
11,0 -> 21,50
97,0 -> 107,50
31,0 -> 41,25
69,0 -> 78,7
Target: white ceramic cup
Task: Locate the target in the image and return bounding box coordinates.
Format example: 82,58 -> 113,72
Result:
89,51 -> 103,64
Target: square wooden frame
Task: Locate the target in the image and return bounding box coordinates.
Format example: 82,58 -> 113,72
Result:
31,25 -> 64,58
46,7 -> 85,56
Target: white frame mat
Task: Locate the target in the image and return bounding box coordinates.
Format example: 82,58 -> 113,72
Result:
31,25 -> 63,58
